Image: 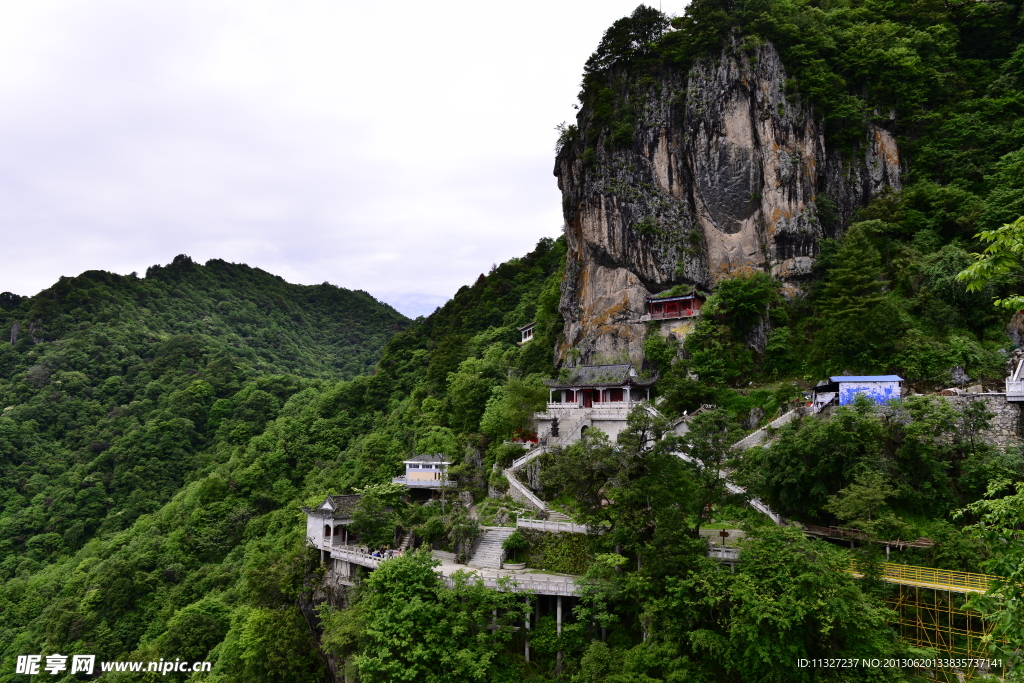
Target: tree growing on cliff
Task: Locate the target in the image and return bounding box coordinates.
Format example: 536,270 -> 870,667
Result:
811,221 -> 905,373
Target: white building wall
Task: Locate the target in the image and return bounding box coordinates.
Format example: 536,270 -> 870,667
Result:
306,515 -> 325,546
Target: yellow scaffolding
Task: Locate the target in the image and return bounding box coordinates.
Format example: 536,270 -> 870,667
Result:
849,562 -> 1009,682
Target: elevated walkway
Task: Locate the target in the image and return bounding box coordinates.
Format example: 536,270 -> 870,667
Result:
316,539 -> 577,595
850,562 -> 996,594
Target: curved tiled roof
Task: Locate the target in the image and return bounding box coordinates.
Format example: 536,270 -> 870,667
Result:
544,364 -> 656,389
301,493 -> 361,519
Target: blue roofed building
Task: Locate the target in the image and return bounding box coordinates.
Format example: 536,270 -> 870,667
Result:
811,375 -> 904,412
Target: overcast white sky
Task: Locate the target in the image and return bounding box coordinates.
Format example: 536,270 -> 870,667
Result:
0,0 -> 673,318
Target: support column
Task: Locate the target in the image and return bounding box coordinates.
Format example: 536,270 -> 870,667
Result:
524,597 -> 531,663
556,595 -> 563,673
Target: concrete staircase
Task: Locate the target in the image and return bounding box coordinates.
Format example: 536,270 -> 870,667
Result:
732,407 -> 804,451
468,527 -> 516,569
547,510 -> 571,522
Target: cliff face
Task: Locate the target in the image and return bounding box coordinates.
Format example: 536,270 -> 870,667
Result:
554,38 -> 901,365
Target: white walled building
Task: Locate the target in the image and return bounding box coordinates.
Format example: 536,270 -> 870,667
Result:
392,453 -> 454,489
303,494 -> 360,549
533,364 -> 658,443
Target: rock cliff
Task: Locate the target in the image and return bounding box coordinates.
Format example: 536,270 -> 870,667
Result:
554,37 -> 901,365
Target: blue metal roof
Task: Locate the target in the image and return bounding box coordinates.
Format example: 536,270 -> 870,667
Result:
829,375 -> 904,382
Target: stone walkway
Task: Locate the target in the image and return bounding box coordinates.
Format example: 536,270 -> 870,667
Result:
431,550 -> 578,595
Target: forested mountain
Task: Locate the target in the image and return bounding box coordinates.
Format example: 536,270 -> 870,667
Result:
0,255 -> 407,580
1,0 -> 1024,680
0,238 -> 566,682
1,254 -> 408,379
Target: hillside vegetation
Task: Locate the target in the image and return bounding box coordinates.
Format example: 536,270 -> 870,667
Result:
0,238 -> 567,682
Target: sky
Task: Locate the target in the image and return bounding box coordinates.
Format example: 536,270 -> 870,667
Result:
0,0 -> 675,318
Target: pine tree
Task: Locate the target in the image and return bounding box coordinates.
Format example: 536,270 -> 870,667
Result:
817,222 -> 887,321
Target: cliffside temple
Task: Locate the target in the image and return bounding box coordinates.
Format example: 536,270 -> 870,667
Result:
640,292 -> 704,321
536,363 -> 657,443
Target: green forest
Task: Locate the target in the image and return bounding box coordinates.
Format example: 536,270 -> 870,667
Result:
2,0 -> 1024,680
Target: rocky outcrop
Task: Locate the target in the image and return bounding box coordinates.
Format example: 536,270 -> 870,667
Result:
554,37 -> 901,364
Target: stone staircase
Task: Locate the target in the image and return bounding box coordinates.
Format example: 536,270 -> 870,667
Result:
468,527 -> 516,569
547,510 -> 571,522
732,407 -> 804,451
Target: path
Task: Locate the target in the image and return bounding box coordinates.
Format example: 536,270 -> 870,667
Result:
319,542 -> 577,595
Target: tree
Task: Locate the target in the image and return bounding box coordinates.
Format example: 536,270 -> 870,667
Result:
810,221 -> 906,373
741,397 -> 885,517
817,222 -> 887,320
541,407 -> 689,551
501,530 -> 527,564
352,551 -> 522,683
159,596 -> 231,661
479,375 -> 548,441
679,409 -> 740,536
957,480 -> 1024,666
824,470 -> 902,539
352,483 -> 405,549
956,215 -> 1024,310
713,272 -> 781,339
720,526 -> 905,682
213,606 -> 325,683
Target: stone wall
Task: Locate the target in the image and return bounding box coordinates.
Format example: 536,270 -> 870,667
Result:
948,394 -> 1022,449
818,394 -> 1021,449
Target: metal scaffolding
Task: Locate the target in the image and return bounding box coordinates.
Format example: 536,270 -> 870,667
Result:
850,562 -> 1009,682
887,582 -> 1007,681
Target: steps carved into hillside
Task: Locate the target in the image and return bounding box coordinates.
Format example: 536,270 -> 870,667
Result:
468,526 -> 516,569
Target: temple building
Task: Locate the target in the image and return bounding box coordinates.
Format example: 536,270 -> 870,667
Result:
303,494 -> 360,553
641,292 -> 704,321
533,364 -> 657,442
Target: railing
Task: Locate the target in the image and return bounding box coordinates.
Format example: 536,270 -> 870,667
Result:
440,574 -> 577,596
509,446 -> 545,472
392,476 -> 456,487
849,563 -> 997,594
503,468 -> 547,512
647,309 -> 699,321
708,546 -> 741,562
1006,379 -> 1024,399
517,518 -> 594,535
545,401 -> 640,412
327,546 -> 386,569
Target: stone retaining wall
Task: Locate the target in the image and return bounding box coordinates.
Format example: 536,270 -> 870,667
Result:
947,394 -> 1022,449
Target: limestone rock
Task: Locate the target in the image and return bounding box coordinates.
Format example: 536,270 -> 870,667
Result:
554,37 -> 901,364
